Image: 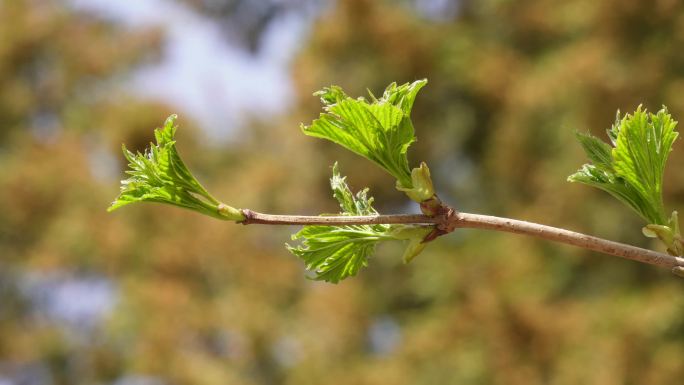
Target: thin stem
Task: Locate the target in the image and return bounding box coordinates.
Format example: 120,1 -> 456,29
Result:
240,210 -> 439,225
240,209 -> 684,270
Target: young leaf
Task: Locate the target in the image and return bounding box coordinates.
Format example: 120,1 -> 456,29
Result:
388,225 -> 433,264
569,106 -> 678,226
287,164 -> 393,283
611,107 -> 677,223
302,80 -> 428,194
643,211 -> 683,256
109,115 -> 244,221
287,164 -> 432,283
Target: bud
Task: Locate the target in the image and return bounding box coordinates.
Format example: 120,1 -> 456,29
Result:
389,225 -> 433,263
396,162 -> 435,203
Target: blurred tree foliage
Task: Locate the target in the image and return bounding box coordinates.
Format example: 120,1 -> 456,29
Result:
2,0 -> 684,384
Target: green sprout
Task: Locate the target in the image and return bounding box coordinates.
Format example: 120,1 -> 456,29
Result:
287,163 -> 431,283
108,115 -> 244,221
569,106 -> 682,255
302,80 -> 435,203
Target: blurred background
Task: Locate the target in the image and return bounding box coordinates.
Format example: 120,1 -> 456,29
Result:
2,0 -> 684,384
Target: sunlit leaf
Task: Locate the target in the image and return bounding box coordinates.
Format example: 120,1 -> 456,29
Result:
287,163 -> 393,283
569,106 -> 678,226
302,80 -> 427,191
109,115 -> 244,221
287,163 -> 432,283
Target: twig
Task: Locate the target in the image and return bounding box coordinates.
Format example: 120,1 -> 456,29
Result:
239,209 -> 684,270
452,212 -> 684,269
240,209 -> 439,225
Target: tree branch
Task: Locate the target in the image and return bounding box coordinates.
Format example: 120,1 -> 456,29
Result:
240,209 -> 439,225
239,209 -> 684,270
452,212 -> 684,269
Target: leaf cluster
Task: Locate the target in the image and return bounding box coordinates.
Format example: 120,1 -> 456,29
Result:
302,80 -> 434,201
287,164 -> 430,283
108,115 -> 243,221
569,106 -> 681,253
569,107 -> 678,225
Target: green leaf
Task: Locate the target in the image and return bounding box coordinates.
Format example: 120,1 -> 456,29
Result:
287,163 -> 393,283
569,106 -> 678,225
612,107 -> 677,222
287,163 -> 433,283
388,225 -> 433,264
302,80 -> 427,192
575,131 -> 613,167
109,115 -> 244,221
